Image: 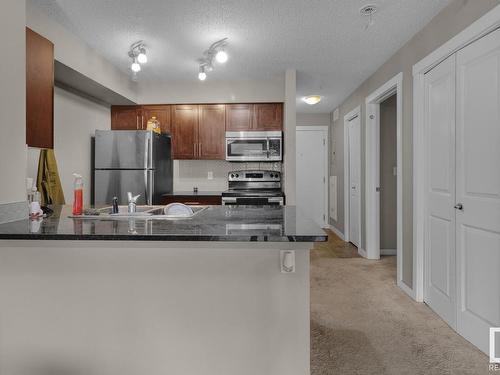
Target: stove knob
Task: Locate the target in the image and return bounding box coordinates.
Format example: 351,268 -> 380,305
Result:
230,174 -> 234,178
235,174 -> 239,178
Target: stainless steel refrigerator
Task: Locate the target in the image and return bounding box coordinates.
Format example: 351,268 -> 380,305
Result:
93,130 -> 173,205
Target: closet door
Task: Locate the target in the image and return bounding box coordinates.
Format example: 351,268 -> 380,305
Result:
423,54 -> 457,328
455,28 -> 500,354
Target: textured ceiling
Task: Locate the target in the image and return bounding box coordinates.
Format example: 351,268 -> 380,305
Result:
30,0 -> 451,113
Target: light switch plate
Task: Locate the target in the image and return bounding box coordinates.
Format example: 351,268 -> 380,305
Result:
207,171 -> 214,180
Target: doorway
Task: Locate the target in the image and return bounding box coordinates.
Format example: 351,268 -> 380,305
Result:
365,73 -> 404,290
296,126 -> 329,227
379,94 -> 397,256
343,107 -> 361,250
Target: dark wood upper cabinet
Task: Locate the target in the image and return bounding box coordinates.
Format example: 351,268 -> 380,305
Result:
225,104 -> 254,131
253,103 -> 283,131
26,27 -> 54,149
110,102 -> 281,160
111,106 -> 142,130
142,105 -> 171,134
198,105 -> 225,159
171,105 -> 198,159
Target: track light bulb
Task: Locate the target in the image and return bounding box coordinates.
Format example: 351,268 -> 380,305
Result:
131,60 -> 141,72
215,50 -> 228,63
198,71 -> 207,81
137,49 -> 148,64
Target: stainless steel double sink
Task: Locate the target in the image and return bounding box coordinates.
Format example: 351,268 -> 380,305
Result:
70,205 -> 207,220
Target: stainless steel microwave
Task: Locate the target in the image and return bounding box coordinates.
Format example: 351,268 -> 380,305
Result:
225,131 -> 283,161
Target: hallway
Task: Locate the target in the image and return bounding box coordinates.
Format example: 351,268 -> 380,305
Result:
310,230 -> 490,375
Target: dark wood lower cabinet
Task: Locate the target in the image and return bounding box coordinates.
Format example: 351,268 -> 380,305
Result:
161,195 -> 222,205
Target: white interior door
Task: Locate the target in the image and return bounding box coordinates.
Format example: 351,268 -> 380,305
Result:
296,127 -> 328,227
423,54 -> 457,328
348,116 -> 361,247
455,28 -> 500,354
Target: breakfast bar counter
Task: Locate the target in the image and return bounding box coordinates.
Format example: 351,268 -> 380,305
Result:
0,205 -> 325,375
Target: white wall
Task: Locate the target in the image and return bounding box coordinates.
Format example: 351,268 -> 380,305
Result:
137,79 -> 284,104
173,161 -> 282,192
0,0 -> 27,205
330,0 -> 499,288
0,241 -> 311,375
296,113 -> 331,127
26,1 -> 137,102
284,69 -> 297,205
27,88 -> 110,205
138,76 -> 293,196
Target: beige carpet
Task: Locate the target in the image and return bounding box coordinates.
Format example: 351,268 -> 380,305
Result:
310,230 -> 490,375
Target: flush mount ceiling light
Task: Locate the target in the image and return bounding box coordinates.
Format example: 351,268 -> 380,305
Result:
360,4 -> 378,30
128,41 -> 148,76
197,38 -> 229,81
302,95 -> 322,105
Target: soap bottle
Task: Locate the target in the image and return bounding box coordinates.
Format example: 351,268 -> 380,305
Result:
72,173 -> 83,215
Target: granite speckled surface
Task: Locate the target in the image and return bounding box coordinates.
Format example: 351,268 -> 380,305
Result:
0,205 -> 327,242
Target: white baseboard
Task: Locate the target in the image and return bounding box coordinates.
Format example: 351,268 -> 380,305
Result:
398,280 -> 416,301
358,248 -> 367,258
381,248 -> 397,256
328,225 -> 345,241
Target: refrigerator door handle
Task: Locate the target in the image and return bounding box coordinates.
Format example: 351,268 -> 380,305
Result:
144,132 -> 153,169
144,169 -> 154,205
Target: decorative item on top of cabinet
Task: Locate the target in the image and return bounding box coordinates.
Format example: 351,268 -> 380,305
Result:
111,106 -> 143,130
198,105 -> 225,159
225,104 -> 254,131
253,103 -> 283,131
142,105 -> 171,134
26,28 -> 54,149
171,105 -> 198,159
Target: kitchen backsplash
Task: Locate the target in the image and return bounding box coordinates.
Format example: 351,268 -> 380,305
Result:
173,160 -> 282,191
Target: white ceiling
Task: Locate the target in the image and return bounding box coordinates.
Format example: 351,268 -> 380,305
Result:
31,0 -> 451,113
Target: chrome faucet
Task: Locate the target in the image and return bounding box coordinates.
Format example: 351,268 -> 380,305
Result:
127,192 -> 140,213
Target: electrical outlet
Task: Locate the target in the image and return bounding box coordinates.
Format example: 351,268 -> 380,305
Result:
207,171 -> 214,180
280,250 -> 295,273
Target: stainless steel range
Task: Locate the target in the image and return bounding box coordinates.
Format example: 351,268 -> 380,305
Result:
222,170 -> 284,206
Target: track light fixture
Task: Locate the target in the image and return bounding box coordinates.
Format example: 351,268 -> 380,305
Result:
128,41 -> 148,76
198,65 -> 207,81
197,38 -> 229,81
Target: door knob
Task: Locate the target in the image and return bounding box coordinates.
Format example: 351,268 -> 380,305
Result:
454,203 -> 463,211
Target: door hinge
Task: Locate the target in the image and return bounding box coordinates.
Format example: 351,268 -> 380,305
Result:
323,138 -> 326,146
323,176 -> 326,183
323,214 -> 326,221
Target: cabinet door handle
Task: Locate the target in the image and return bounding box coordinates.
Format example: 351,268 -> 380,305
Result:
136,116 -> 139,130
199,143 -> 202,157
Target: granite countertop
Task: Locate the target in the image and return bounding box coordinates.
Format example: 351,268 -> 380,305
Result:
0,205 -> 327,242
162,191 -> 223,196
